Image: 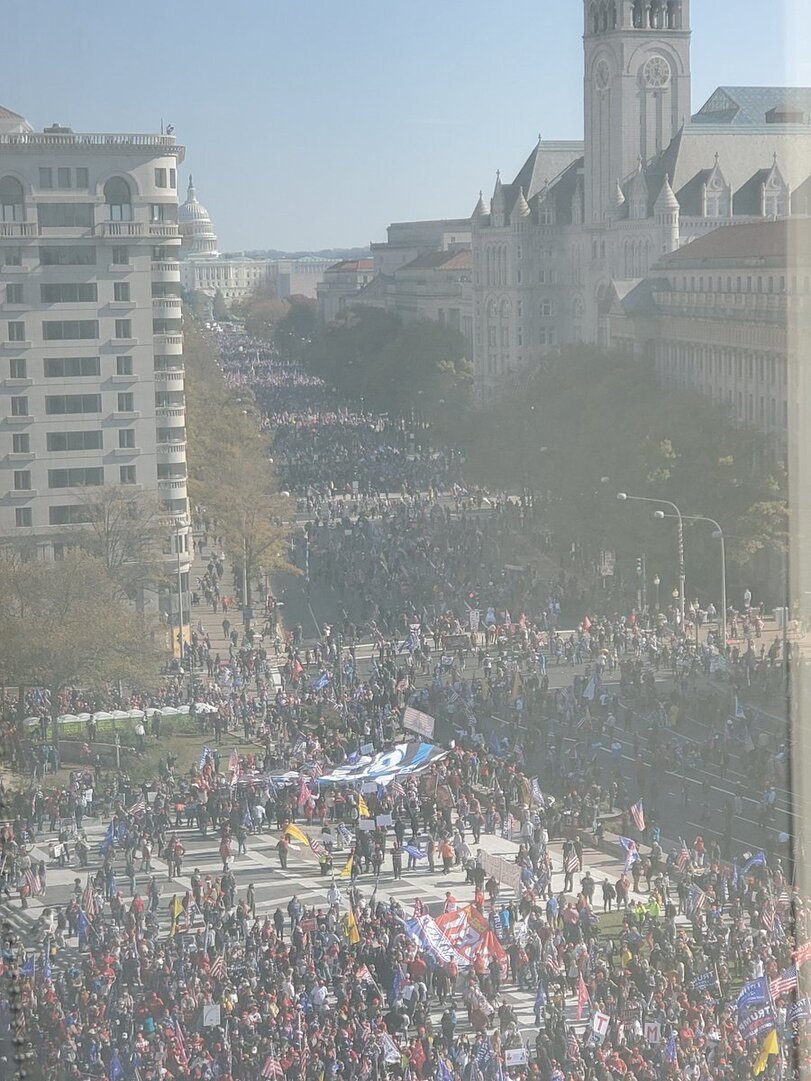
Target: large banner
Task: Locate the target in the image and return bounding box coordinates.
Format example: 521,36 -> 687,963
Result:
434,904 -> 508,976
319,742 -> 448,785
404,915 -> 470,970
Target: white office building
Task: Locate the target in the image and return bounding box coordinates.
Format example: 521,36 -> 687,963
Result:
0,104 -> 191,623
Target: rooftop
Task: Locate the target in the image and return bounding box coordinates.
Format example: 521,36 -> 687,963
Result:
660,219 -> 811,264
398,249 -> 473,273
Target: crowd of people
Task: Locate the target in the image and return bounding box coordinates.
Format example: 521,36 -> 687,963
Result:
1,325 -> 805,1081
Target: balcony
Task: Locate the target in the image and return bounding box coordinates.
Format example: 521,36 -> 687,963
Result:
153,333 -> 183,350
151,260 -> 181,280
155,370 -> 185,391
148,224 -> 180,239
96,222 -> 144,238
158,478 -> 188,496
0,222 -> 37,238
155,405 -> 185,421
157,440 -> 187,458
152,297 -> 181,312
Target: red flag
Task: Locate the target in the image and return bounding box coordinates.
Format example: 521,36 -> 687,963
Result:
577,971 -> 590,1020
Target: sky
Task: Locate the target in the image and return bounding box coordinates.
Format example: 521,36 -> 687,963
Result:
3,0 -> 810,251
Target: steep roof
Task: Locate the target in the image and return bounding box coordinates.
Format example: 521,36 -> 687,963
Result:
0,105 -> 25,120
327,258 -> 374,272
512,139 -> 584,201
397,249 -> 472,273
659,219 -> 811,264
692,87 -> 811,127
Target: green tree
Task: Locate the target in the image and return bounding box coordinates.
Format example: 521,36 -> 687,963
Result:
0,552 -> 161,746
212,289 -> 231,322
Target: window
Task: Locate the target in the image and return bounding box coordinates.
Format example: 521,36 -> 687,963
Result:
44,356 -> 100,378
47,430 -> 103,451
152,246 -> 173,260
40,246 -> 96,265
169,169 -> 176,189
75,168 -> 89,188
116,355 -> 133,376
39,167 -> 53,189
155,168 -> 167,188
119,465 -> 136,484
8,321 -> 25,341
37,203 -> 94,228
57,167 -> 72,188
113,282 -> 131,302
111,246 -> 129,265
15,508 -> 32,527
0,176 -> 25,222
9,358 -> 26,378
6,283 -> 23,303
540,300 -> 554,317
117,392 -> 134,412
3,246 -> 22,266
45,394 -> 102,415
10,396 -> 28,416
12,433 -> 30,453
49,505 -> 93,525
41,283 -> 98,302
115,319 -> 132,339
104,177 -> 132,221
150,204 -> 165,223
13,470 -> 31,491
42,320 -> 98,340
119,429 -> 135,449
153,319 -> 181,334
48,467 -> 104,488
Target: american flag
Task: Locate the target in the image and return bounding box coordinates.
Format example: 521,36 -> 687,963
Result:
82,876 -> 97,918
566,1029 -> 580,1061
630,799 -> 646,832
172,1017 -> 189,1067
546,954 -> 563,974
770,964 -> 798,1000
389,780 -> 406,799
127,795 -> 147,817
261,1053 -> 284,1079
565,851 -> 581,874
23,869 -> 43,896
796,940 -> 811,969
677,838 -> 690,872
209,954 -> 226,980
686,884 -> 707,915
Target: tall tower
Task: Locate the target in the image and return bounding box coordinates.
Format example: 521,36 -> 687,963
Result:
584,0 -> 691,223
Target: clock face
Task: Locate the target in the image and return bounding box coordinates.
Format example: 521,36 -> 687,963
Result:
594,59 -> 611,91
643,55 -> 671,88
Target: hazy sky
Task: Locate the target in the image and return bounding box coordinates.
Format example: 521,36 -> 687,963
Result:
3,1 -> 809,251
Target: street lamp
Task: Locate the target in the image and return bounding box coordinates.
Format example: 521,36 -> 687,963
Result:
654,512 -> 727,651
653,574 -> 660,611
617,493 -> 685,627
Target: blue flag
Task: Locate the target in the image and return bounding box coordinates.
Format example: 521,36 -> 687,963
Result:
389,965 -> 402,1008
741,852 -> 766,874
664,1032 -> 678,1065
737,977 -> 770,1014
404,844 -> 426,860
110,1050 -> 123,1081
21,954 -> 36,977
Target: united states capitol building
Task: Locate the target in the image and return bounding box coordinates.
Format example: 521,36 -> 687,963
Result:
178,178 -> 331,305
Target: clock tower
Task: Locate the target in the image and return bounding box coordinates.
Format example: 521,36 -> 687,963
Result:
584,0 -> 691,224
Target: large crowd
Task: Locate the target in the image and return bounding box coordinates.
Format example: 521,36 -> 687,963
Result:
1,326 -> 805,1081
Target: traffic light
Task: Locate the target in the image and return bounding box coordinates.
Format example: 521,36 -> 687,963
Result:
636,557 -> 643,576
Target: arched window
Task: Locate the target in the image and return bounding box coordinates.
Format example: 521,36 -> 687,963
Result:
608,1 -> 617,28
104,177 -> 132,221
0,176 -> 25,223
632,0 -> 645,28
500,298 -> 511,319
591,3 -> 600,33
601,3 -> 609,31
650,0 -> 663,28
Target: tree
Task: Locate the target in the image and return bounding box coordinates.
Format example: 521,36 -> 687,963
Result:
212,289 -> 231,322
273,296 -> 320,362
73,485 -> 171,604
0,552 -> 161,746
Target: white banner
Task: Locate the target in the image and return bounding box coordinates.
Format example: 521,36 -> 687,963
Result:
505,1048 -> 528,1066
592,1011 -> 610,1042
403,706 -> 435,740
644,1021 -> 661,1045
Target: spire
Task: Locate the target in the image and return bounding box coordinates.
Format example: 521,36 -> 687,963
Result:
492,169 -> 503,203
654,174 -> 680,212
186,175 -> 197,203
511,186 -> 531,221
472,190 -> 490,220
610,177 -> 626,209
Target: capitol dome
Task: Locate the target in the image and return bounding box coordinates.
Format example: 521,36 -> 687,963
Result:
179,175 -> 219,256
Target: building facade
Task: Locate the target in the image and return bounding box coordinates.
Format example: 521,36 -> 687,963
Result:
609,218 -> 811,452
317,258 -> 375,323
0,105 -> 191,623
471,0 -> 811,398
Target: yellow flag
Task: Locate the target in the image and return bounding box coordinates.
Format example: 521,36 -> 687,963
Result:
284,823 -> 310,846
753,1028 -> 778,1076
339,852 -> 354,879
345,908 -> 360,945
358,795 -> 371,819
